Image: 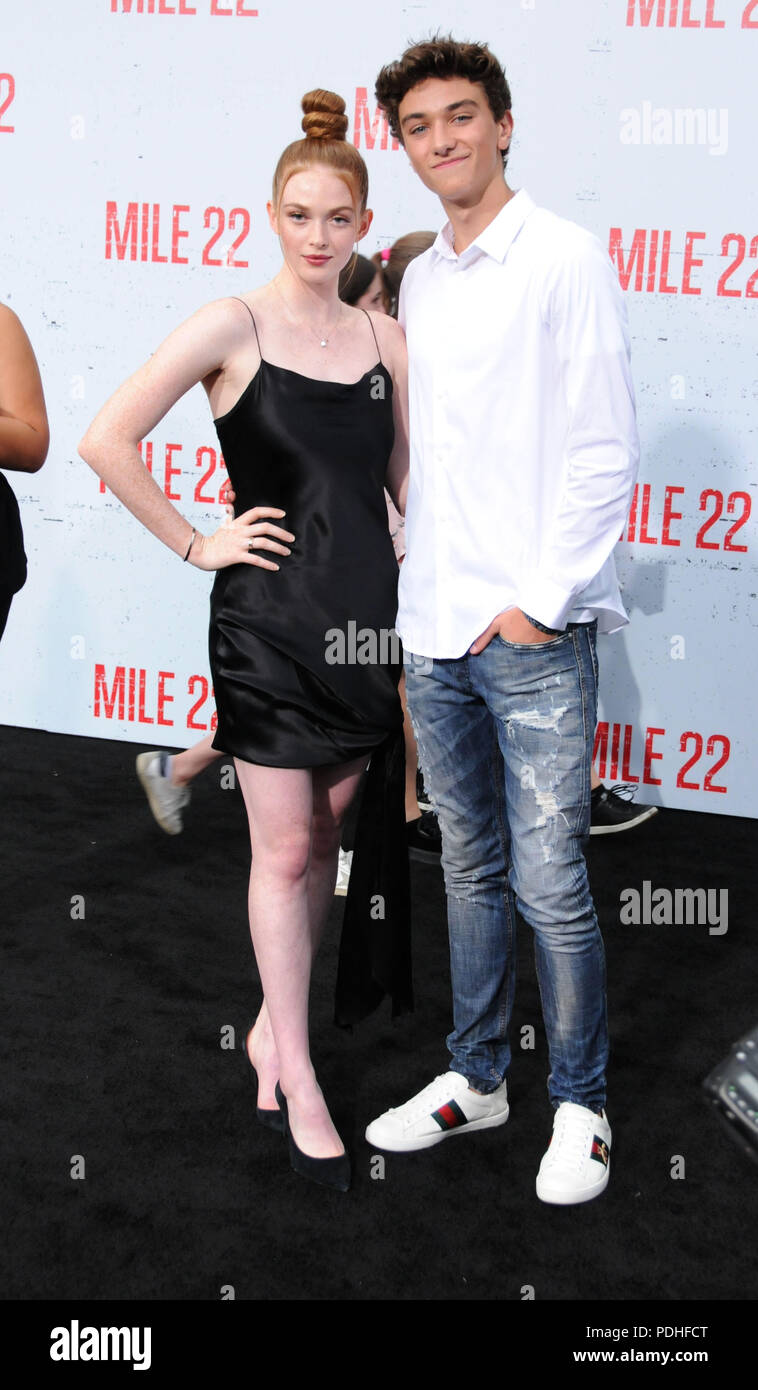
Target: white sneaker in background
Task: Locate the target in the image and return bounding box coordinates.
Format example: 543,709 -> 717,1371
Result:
136,751 -> 191,835
334,848 -> 353,896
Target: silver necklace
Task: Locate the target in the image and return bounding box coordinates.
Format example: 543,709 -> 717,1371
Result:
273,279 -> 342,348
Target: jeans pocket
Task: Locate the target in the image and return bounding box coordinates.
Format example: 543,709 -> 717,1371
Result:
495,629 -> 572,651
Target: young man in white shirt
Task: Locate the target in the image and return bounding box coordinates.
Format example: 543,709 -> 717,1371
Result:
366,36 -> 639,1204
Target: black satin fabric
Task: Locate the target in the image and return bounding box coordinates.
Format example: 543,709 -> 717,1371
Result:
0,474 -> 27,595
337,723 -> 413,1026
209,352 -> 412,1024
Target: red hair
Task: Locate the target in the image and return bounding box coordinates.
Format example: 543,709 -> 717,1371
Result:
272,90 -> 369,215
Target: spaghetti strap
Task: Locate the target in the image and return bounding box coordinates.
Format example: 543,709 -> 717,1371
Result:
233,296 -> 262,356
360,307 -> 383,366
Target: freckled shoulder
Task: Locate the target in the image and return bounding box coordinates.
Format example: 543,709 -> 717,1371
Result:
367,311 -> 406,372
208,293 -> 267,331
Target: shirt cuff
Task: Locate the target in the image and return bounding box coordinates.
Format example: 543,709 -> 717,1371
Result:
517,575 -> 576,632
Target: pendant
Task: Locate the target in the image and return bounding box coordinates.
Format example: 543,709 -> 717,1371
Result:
320,339 -> 327,348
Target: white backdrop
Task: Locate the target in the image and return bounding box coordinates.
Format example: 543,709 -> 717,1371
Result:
1,0 -> 755,815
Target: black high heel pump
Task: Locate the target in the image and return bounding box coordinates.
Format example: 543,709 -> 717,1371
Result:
245,1027 -> 284,1133
275,1083 -> 351,1193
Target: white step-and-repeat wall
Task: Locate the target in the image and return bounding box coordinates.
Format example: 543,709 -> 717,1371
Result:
1,0 -> 755,815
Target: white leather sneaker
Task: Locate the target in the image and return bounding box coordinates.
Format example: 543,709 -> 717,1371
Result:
365,1072 -> 509,1152
536,1102 -> 611,1205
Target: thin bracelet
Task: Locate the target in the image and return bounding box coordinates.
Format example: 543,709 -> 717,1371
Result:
182,528 -> 196,562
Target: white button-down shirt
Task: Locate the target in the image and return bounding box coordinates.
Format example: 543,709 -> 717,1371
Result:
397,189 -> 639,657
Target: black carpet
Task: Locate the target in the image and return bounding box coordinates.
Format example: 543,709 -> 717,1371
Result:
2,724 -> 756,1314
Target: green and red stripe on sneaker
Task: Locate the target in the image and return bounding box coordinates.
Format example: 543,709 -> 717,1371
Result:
431,1099 -> 469,1131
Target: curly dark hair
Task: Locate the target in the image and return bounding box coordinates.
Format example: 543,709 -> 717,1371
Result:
375,34 -> 512,168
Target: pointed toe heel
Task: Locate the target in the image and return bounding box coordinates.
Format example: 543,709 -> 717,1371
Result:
275,1083 -> 351,1193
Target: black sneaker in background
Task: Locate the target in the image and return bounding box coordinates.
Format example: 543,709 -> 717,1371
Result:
407,810 -> 442,863
416,768 -> 433,812
590,783 -> 659,836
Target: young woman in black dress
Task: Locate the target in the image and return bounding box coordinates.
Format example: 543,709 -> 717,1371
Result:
80,90 -> 410,1192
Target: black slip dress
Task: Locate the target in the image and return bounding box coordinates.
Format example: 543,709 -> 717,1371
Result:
209,298 -> 412,1025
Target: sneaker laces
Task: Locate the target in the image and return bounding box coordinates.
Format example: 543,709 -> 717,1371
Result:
393,1074 -> 463,1121
605,783 -> 638,801
544,1105 -> 595,1173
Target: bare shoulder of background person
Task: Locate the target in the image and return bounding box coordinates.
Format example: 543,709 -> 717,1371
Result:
0,301 -> 49,474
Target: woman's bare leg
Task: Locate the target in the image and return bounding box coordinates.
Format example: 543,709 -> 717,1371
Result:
238,755 -> 367,1157
246,755 -> 367,1109
308,753 -> 369,947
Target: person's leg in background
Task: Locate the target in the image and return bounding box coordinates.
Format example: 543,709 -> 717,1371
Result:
136,732 -> 223,835
399,668 -> 442,863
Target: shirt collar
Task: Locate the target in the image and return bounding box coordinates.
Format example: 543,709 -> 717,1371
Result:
432,188 -> 536,264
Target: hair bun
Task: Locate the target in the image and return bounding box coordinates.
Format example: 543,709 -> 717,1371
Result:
301,89 -> 348,142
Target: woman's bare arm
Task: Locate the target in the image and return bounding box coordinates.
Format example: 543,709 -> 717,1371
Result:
375,313 -> 409,516
79,297 -> 293,571
0,304 -> 50,473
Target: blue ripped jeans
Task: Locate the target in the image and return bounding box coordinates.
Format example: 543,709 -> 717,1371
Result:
404,622 -> 606,1112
